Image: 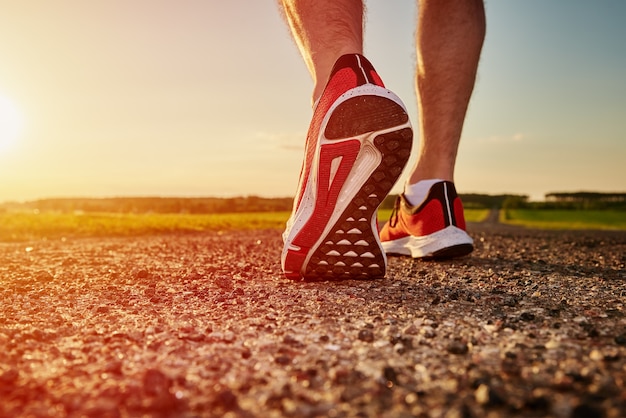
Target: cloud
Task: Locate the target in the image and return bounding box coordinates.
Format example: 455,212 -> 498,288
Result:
476,133 -> 525,144
255,131 -> 305,151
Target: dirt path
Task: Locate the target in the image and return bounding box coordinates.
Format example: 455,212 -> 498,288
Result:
484,208 -> 501,225
0,224 -> 624,417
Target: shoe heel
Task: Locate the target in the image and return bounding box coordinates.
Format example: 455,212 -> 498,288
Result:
325,94 -> 410,140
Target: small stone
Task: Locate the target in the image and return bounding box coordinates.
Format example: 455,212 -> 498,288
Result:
420,326 -> 436,339
358,329 -> 374,343
394,343 -> 406,354
275,355 -> 291,365
402,323 -> 420,335
545,339 -> 560,350
283,335 -> 304,347
180,332 -> 205,342
474,384 -> 504,406
96,305 -> 110,314
447,341 -> 469,355
215,275 -> 233,290
104,360 -> 123,375
614,333 -> 626,346
475,384 -> 490,405
520,312 -> 535,322
383,366 -> 398,385
143,369 -> 171,396
62,257 -> 77,267
135,269 -> 149,279
589,350 -> 603,361
36,270 -> 54,281
405,393 -> 418,405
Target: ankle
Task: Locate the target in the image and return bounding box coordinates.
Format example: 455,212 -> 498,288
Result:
404,179 -> 445,206
311,51 -> 364,105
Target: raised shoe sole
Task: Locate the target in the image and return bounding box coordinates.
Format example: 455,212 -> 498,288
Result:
282,85 -> 412,280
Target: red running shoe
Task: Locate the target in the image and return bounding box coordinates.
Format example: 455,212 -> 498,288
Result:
379,181 -> 474,258
282,54 -> 413,280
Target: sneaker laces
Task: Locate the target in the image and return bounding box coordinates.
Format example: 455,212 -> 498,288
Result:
389,196 -> 401,228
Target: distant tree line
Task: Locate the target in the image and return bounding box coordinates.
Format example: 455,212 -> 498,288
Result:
459,194 -> 528,209
504,192 -> 626,210
382,192 -> 625,211
2,196 -> 294,214
1,191 -> 623,214
381,193 -> 528,210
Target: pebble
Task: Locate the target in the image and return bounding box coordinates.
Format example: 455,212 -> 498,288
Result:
357,329 -> 374,343
382,366 -> 398,385
35,270 -> 54,281
96,305 -> 111,314
420,326 -> 436,339
447,341 -> 469,355
142,369 -> 172,396
134,270 -> 149,279
475,384 -> 490,405
394,343 -> 406,354
545,339 -> 560,349
274,355 -> 291,365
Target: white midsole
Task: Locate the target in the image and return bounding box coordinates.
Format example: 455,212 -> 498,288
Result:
282,84 -> 411,272
381,226 -> 473,258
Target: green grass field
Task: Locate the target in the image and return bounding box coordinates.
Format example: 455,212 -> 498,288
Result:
502,209 -> 626,231
2,208 -> 622,242
0,208 -> 493,242
0,211 -> 290,242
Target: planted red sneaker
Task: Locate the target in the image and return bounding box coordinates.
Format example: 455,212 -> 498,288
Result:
282,54 -> 413,280
380,181 -> 474,258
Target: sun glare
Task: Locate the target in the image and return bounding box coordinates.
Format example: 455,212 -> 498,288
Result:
0,95 -> 24,153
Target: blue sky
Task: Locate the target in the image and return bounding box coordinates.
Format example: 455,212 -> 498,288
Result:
0,1 -> 624,202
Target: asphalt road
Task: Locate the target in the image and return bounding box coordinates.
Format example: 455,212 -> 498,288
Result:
0,222 -> 624,417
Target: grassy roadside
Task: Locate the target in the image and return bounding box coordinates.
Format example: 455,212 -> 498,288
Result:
0,209 -> 492,243
501,209 -> 626,231
2,208 -> 622,243
0,211 -> 291,242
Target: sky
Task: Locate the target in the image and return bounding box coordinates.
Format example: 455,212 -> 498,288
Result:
0,0 -> 625,203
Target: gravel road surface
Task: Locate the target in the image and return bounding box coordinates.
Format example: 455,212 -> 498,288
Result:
0,221 -> 625,417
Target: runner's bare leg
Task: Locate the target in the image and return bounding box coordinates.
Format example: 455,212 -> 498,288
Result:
278,0 -> 364,104
408,0 -> 486,184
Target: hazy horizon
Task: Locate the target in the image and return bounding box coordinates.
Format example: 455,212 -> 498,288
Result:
4,189 -> 626,207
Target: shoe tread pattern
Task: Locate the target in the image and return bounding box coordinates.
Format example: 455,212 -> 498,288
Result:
303,127 -> 413,280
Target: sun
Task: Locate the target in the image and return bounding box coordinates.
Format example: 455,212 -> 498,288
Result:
0,95 -> 24,152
